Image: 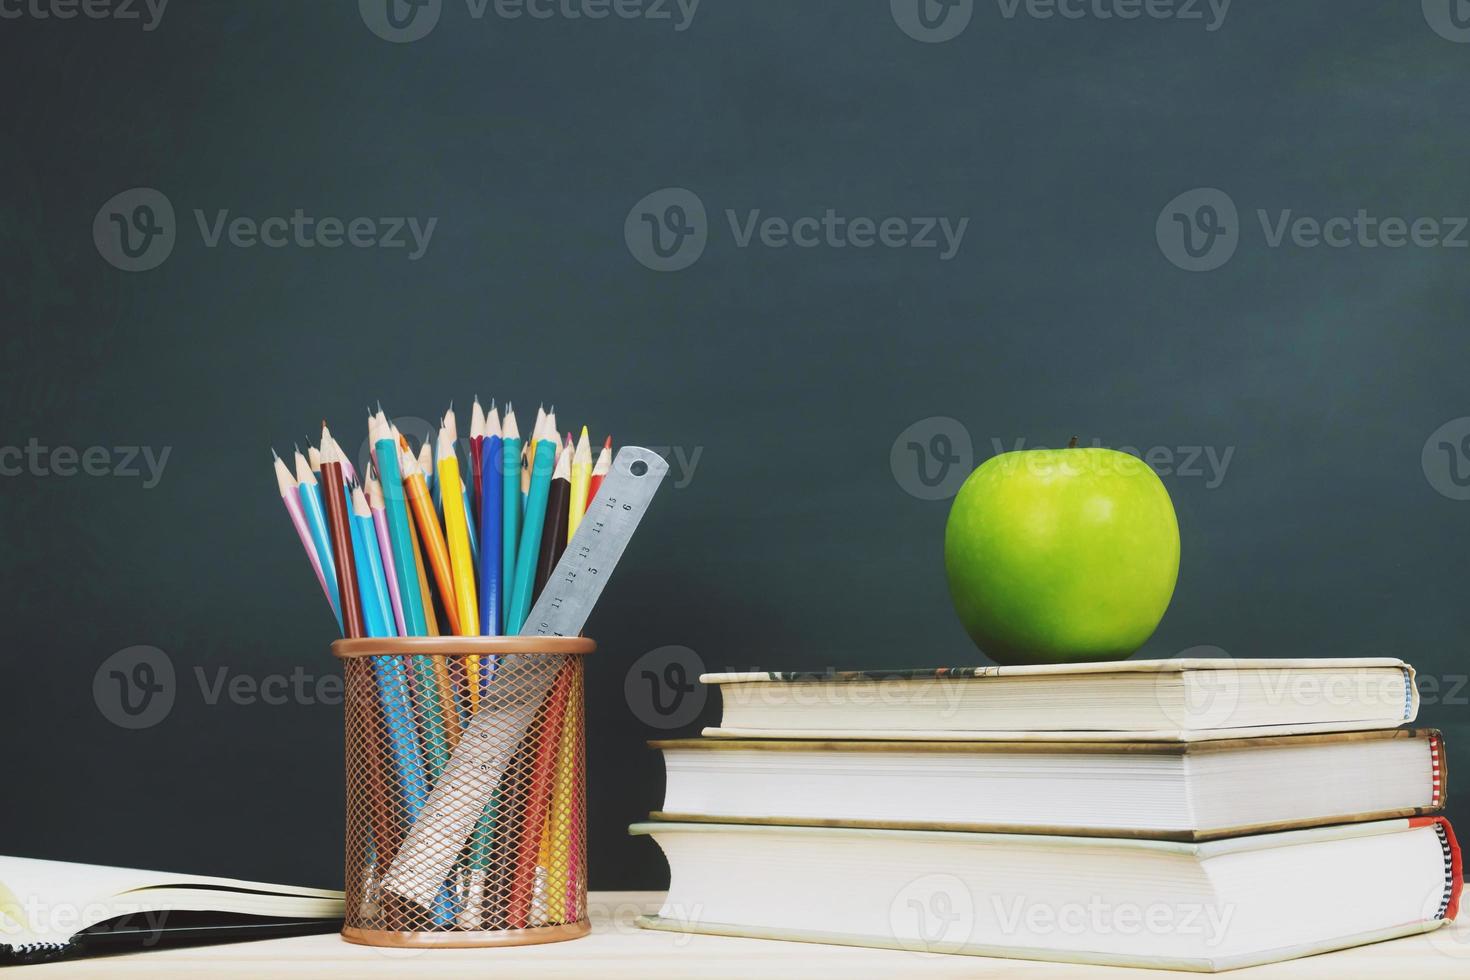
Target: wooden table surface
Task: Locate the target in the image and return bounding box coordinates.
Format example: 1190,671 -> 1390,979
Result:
18,892 -> 1470,978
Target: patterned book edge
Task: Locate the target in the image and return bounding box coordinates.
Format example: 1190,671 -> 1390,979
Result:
1410,816 -> 1462,921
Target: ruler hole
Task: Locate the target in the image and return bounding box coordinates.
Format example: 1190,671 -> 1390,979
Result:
630,460 -> 649,477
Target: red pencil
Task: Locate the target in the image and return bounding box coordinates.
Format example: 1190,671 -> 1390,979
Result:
508,667 -> 572,927
585,436 -> 612,510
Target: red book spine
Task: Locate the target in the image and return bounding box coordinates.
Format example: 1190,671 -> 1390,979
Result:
1410,816 -> 1463,921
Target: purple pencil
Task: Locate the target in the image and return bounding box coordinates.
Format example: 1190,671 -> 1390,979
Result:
366,473 -> 408,636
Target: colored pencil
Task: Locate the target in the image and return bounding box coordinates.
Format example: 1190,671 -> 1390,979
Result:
508,666 -> 571,927
352,487 -> 429,814
438,428 -> 481,724
568,428 -> 591,540
506,438 -> 556,634
444,405 -> 478,566
318,438 -> 364,639
365,473 -> 407,636
323,422 -> 358,486
501,407 -> 522,636
545,663 -> 580,922
293,450 -> 342,626
533,444 -> 571,604
479,430 -> 503,640
372,417 -> 429,635
401,444 -> 461,637
273,450 -> 335,618
586,435 -> 612,508
469,397 -> 485,522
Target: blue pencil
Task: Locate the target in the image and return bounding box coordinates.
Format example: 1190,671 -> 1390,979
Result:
478,433 -> 503,640
350,490 -> 429,818
294,450 -> 342,631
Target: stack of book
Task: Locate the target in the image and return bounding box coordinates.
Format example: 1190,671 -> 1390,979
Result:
632,658 -> 1461,972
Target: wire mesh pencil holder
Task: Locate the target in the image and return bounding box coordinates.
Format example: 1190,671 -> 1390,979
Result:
332,636 -> 595,948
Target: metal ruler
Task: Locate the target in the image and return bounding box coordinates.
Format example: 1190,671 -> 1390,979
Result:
521,445 -> 670,638
383,447 -> 669,906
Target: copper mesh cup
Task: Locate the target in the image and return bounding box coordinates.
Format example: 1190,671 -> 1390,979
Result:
332,636 -> 594,948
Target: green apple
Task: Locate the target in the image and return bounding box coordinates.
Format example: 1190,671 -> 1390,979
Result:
944,445 -> 1180,665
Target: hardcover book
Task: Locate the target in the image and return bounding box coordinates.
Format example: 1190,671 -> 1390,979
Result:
701,659 -> 1418,740
633,817 -> 1461,972
650,728 -> 1445,841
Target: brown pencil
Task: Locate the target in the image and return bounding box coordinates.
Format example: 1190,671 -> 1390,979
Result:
319,431 -> 365,639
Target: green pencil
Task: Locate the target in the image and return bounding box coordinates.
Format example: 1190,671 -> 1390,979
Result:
505,439 -> 556,633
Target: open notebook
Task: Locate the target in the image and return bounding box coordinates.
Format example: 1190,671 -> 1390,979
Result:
0,856 -> 343,965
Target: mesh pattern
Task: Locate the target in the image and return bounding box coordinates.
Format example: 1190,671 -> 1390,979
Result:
342,650 -> 586,941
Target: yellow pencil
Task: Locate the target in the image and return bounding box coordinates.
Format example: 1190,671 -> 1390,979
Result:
567,427 -> 591,543
436,427 -> 481,708
544,665 -> 581,921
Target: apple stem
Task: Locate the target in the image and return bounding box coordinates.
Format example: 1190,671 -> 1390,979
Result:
1068,435 -> 1079,448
